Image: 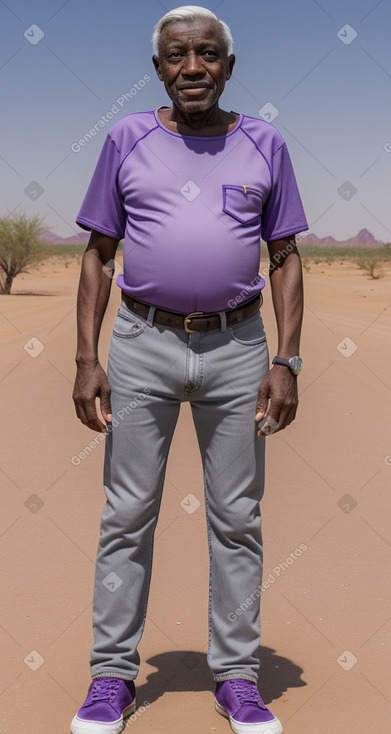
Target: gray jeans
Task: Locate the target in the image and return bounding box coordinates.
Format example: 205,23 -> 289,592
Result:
91,299 -> 269,682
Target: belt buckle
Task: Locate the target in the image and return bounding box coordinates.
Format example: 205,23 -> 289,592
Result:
184,311 -> 204,333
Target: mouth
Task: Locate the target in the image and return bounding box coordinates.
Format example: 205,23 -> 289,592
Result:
178,86 -> 211,96
178,84 -> 212,91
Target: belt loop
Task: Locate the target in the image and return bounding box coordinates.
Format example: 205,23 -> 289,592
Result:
146,305 -> 156,327
219,310 -> 227,332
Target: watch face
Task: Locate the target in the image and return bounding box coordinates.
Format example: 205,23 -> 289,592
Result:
289,356 -> 303,375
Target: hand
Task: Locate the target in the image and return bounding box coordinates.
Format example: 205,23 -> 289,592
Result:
72,360 -> 112,432
255,365 -> 298,436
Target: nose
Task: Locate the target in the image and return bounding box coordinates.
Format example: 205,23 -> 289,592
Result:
181,51 -> 204,76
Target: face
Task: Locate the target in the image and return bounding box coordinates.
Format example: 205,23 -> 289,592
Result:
153,17 -> 235,116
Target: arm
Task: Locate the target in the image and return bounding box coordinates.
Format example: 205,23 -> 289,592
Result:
255,236 -> 304,435
72,230 -> 119,432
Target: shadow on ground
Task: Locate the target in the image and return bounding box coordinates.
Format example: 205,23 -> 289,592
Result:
134,646 -> 306,707
11,291 -> 57,296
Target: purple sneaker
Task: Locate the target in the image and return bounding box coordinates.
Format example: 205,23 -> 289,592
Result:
70,677 -> 136,734
215,679 -> 283,734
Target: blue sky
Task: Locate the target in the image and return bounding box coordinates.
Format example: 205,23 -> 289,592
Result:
0,0 -> 390,241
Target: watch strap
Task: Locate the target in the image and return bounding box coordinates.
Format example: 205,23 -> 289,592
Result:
272,356 -> 291,368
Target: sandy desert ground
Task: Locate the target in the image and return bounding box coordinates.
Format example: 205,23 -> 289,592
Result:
0,254 -> 390,733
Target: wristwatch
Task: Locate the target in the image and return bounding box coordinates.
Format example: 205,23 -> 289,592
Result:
272,356 -> 304,375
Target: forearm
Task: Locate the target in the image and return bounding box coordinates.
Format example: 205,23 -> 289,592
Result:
268,240 -> 303,358
255,239 -> 303,434
75,232 -> 119,363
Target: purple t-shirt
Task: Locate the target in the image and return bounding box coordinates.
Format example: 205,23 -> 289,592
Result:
76,108 -> 308,313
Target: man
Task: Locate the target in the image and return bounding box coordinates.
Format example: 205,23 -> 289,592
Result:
70,6 -> 307,734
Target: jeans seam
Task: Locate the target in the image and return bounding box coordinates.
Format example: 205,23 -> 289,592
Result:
130,473 -> 167,661
203,473 -> 214,663
214,673 -> 258,683
92,672 -> 137,681
193,332 -> 204,393
184,333 -> 204,396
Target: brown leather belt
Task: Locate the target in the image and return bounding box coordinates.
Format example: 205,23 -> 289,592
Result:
121,292 -> 262,333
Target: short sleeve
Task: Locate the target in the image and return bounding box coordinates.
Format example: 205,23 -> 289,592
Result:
261,143 -> 308,242
76,134 -> 126,239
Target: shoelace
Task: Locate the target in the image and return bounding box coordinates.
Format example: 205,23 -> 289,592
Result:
90,678 -> 122,705
230,679 -> 266,709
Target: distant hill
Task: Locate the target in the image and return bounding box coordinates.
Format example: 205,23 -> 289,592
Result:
301,229 -> 386,248
40,230 -> 90,245
40,227 -> 387,248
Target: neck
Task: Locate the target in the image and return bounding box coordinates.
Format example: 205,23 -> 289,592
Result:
157,106 -> 238,137
170,104 -> 226,130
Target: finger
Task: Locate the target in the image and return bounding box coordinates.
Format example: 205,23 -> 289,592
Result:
256,392 -> 284,436
73,399 -> 93,429
78,399 -> 108,433
100,387 -> 112,423
271,401 -> 297,433
257,413 -> 280,437
278,391 -> 298,426
86,417 -> 108,433
255,385 -> 270,422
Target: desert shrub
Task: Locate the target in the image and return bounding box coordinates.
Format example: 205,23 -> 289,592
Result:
355,257 -> 384,280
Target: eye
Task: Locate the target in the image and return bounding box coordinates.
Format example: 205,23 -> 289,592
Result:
168,51 -> 182,59
203,50 -> 218,57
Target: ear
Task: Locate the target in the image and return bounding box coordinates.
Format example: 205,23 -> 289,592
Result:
152,55 -> 163,80
226,54 -> 235,81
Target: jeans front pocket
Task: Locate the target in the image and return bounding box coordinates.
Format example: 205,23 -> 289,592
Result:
112,304 -> 147,339
229,311 -> 266,346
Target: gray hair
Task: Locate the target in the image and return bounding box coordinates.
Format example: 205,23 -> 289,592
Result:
152,5 -> 234,56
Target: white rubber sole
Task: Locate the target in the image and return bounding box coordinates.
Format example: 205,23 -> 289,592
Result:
70,700 -> 136,734
214,699 -> 283,734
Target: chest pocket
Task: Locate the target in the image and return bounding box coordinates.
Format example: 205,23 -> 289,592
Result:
222,185 -> 263,224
